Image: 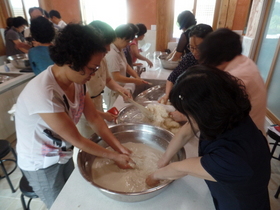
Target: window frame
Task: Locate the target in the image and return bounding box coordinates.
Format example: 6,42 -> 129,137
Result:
252,0 -> 280,124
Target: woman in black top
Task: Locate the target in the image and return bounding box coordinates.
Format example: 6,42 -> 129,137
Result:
168,10 -> 196,61
159,24 -> 213,106
147,66 -> 271,210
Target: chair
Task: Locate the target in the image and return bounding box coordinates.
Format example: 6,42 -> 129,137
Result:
19,174 -> 39,210
267,129 -> 280,161
267,128 -> 280,198
0,139 -> 17,193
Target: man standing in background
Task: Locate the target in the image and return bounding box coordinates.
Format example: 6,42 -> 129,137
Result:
49,10 -> 67,29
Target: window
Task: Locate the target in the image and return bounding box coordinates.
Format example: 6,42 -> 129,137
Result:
9,0 -> 39,21
256,0 -> 280,81
254,0 -> 280,123
80,0 -> 127,29
173,0 -> 216,38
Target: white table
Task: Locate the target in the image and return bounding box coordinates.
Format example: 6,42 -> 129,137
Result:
50,64 -> 215,210
51,168 -> 214,210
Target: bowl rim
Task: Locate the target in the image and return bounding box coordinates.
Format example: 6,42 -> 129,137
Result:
7,53 -> 28,60
77,123 -> 185,196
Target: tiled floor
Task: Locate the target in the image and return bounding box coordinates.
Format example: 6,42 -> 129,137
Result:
0,137 -> 280,210
0,140 -> 47,210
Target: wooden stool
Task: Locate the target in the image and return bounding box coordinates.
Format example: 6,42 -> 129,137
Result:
19,174 -> 39,210
0,139 -> 17,193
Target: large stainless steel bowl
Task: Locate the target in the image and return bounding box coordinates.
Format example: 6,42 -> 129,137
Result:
77,124 -> 186,202
7,54 -> 30,69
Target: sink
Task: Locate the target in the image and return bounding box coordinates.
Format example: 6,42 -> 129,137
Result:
133,79 -> 166,102
0,72 -> 23,77
0,72 -> 23,84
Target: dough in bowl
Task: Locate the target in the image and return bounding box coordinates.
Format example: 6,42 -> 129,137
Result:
91,142 -> 169,192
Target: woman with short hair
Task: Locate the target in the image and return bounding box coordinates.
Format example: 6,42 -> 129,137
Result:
104,24 -> 150,108
168,10 -> 197,61
28,16 -> 55,75
5,16 -> 29,56
129,23 -> 153,67
159,24 -> 213,106
16,24 -> 134,209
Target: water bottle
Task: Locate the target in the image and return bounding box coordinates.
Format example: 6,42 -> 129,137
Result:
4,62 -> 10,72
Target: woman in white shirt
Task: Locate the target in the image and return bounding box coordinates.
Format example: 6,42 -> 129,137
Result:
16,24 -> 134,209
104,24 -> 150,108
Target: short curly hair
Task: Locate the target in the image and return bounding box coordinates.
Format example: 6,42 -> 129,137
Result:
49,24 -> 106,72
31,16 -> 55,43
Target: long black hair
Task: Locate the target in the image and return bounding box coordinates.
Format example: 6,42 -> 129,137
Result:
170,65 -> 251,140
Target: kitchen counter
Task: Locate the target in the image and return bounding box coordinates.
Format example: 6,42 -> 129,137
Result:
0,63 -> 34,139
50,62 -> 215,210
0,63 -> 34,94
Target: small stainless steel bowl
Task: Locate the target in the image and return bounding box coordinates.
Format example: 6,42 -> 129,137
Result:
158,54 -> 179,70
77,123 -> 186,202
116,101 -> 157,125
7,54 -> 30,69
134,85 -> 166,103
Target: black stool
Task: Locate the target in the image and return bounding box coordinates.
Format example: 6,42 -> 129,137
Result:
20,174 -> 39,210
267,129 -> 280,198
0,139 -> 17,193
267,129 -> 280,160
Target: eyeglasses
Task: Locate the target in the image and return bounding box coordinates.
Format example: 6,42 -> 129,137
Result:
86,65 -> 100,75
187,44 -> 199,52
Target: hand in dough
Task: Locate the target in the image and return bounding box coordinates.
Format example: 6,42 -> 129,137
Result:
158,95 -> 169,105
146,173 -> 160,188
169,110 -> 188,122
117,144 -> 132,156
114,154 -> 135,169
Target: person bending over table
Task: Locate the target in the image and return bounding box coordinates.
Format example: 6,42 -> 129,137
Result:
15,24 -> 134,209
167,10 -> 196,61
146,65 -> 271,210
198,28 -> 267,135
159,24 -> 213,106
104,24 -> 149,109
129,23 -> 153,68
76,20 -> 132,138
5,16 -> 30,56
166,28 -> 267,134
